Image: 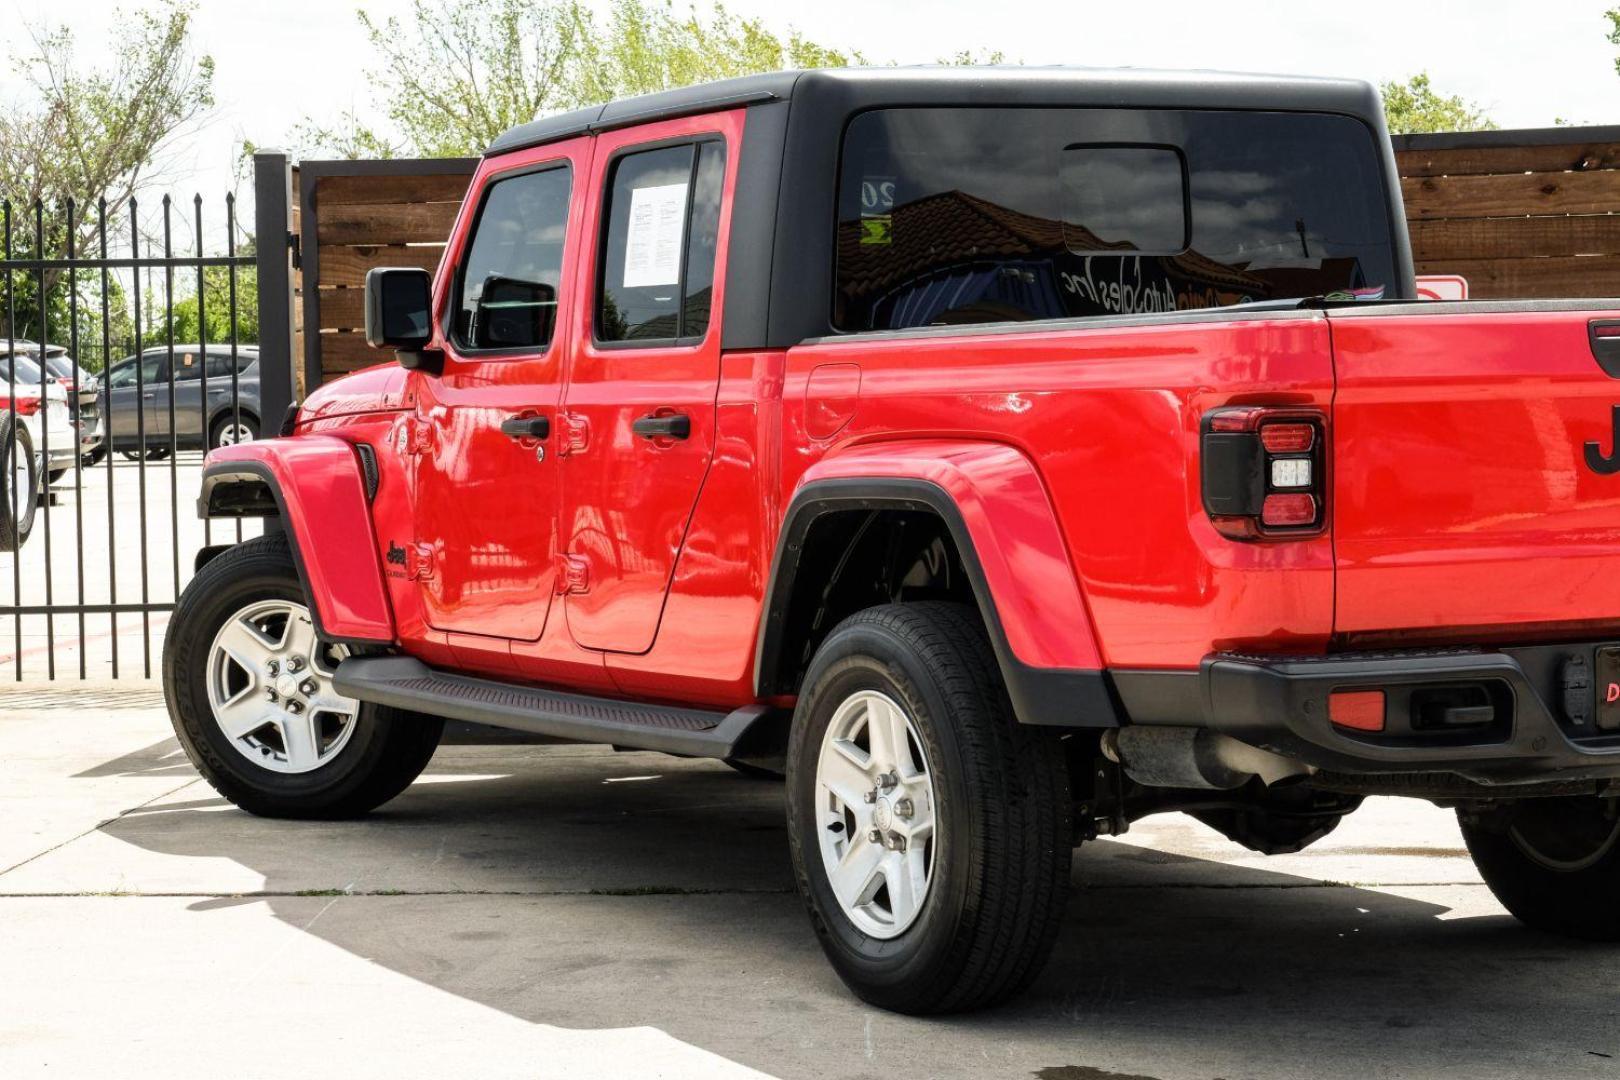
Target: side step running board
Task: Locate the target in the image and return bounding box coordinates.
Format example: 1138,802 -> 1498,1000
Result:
333,655 -> 773,759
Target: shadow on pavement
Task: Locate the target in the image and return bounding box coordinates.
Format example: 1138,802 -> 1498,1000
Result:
90,741 -> 1620,1080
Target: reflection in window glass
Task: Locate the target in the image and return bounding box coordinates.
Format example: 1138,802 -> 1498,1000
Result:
455,165 -> 572,351
597,141 -> 727,343
835,108 -> 1395,332
1060,146 -> 1186,256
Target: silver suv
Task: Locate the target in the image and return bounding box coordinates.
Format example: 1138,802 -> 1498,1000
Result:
102,345 -> 259,458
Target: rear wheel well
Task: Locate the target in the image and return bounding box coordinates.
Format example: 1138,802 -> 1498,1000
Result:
763,507 -> 978,696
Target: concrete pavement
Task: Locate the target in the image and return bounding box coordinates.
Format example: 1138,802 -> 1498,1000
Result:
3,693 -> 1618,1079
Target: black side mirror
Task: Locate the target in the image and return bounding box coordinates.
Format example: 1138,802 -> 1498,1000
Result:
364,267 -> 439,371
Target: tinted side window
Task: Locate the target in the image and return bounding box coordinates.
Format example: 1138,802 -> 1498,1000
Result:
835,108 -> 1397,332
597,141 -> 727,343
205,353 -> 253,378
171,351 -> 203,381
454,165 -> 572,352
108,354 -> 165,387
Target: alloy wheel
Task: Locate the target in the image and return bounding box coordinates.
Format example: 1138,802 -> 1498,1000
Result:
205,598 -> 358,774
814,689 -> 937,939
215,421 -> 255,447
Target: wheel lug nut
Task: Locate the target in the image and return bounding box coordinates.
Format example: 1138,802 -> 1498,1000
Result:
894,798 -> 914,819
868,829 -> 883,845
266,660 -> 279,676
265,688 -> 278,702
286,700 -> 304,714
888,831 -> 906,852
876,771 -> 898,791
287,657 -> 304,673
299,679 -> 317,696
863,790 -> 878,804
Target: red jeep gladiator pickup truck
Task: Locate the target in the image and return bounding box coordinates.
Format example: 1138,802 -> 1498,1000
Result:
168,67 -> 1620,1014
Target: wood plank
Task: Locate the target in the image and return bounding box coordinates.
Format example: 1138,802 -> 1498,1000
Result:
1396,142 -> 1620,177
316,201 -> 462,245
316,172 -> 474,207
1403,170 -> 1620,219
317,244 -> 445,287
317,331 -> 388,376
1415,256 -> 1620,299
1407,215 -> 1620,261
316,287 -> 365,331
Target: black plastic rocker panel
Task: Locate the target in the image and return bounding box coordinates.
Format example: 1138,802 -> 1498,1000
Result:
334,656 -> 771,758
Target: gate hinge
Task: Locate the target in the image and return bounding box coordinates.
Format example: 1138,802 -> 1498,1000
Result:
558,554 -> 590,594
288,230 -> 301,270
406,542 -> 436,581
559,412 -> 590,456
401,416 -> 433,455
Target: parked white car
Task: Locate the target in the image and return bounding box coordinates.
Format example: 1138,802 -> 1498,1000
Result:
1,351 -> 76,479
0,352 -> 73,549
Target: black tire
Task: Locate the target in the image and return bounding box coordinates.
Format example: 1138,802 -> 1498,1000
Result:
83,446 -> 106,467
46,466 -> 70,486
163,533 -> 444,819
785,602 -> 1072,1014
120,446 -> 171,461
1461,796 -> 1620,939
209,412 -> 259,449
0,416 -> 36,551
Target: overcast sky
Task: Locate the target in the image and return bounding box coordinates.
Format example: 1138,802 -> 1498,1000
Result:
1,0 -> 1617,226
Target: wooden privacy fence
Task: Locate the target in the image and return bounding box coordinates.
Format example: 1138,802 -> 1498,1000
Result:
281,126 -> 1620,389
1395,125 -> 1620,299
296,159 -> 476,389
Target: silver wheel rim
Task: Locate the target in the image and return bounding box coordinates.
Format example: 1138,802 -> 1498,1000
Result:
814,690 -> 937,939
205,598 -> 358,774
11,443 -> 31,503
216,422 -> 254,447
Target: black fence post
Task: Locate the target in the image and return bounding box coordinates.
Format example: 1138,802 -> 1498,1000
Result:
253,151 -> 296,431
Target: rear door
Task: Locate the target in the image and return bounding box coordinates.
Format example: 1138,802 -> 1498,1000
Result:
557,111 -> 739,653
157,347 -> 204,443
1331,304 -> 1620,641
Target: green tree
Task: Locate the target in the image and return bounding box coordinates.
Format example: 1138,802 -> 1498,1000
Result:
0,1 -> 215,363
141,265 -> 259,350
296,0 -> 866,158
568,0 -> 864,106
1380,72 -> 1495,134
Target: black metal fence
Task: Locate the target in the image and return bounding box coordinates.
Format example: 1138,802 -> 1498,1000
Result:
0,191 -> 262,681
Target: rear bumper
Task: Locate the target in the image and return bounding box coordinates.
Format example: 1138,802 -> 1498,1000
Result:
1113,642 -> 1620,786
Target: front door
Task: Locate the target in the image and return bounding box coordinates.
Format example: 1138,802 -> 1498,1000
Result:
409,139 -> 589,642
558,114 -> 739,653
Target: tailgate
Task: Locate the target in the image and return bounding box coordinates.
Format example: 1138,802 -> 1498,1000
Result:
1330,302 -> 1620,643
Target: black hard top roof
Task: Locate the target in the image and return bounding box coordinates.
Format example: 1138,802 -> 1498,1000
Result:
483,65 -> 1383,156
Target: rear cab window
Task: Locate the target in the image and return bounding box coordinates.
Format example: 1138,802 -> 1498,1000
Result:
834,108 -> 1396,332
595,140 -> 727,345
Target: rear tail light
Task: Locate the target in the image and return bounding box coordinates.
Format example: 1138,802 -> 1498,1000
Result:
1202,405 -> 1327,541
1260,423 -> 1314,453
1261,493 -> 1316,526
2,395 -> 43,416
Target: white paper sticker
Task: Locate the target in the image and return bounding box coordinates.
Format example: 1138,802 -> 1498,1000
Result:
623,182 -> 688,288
